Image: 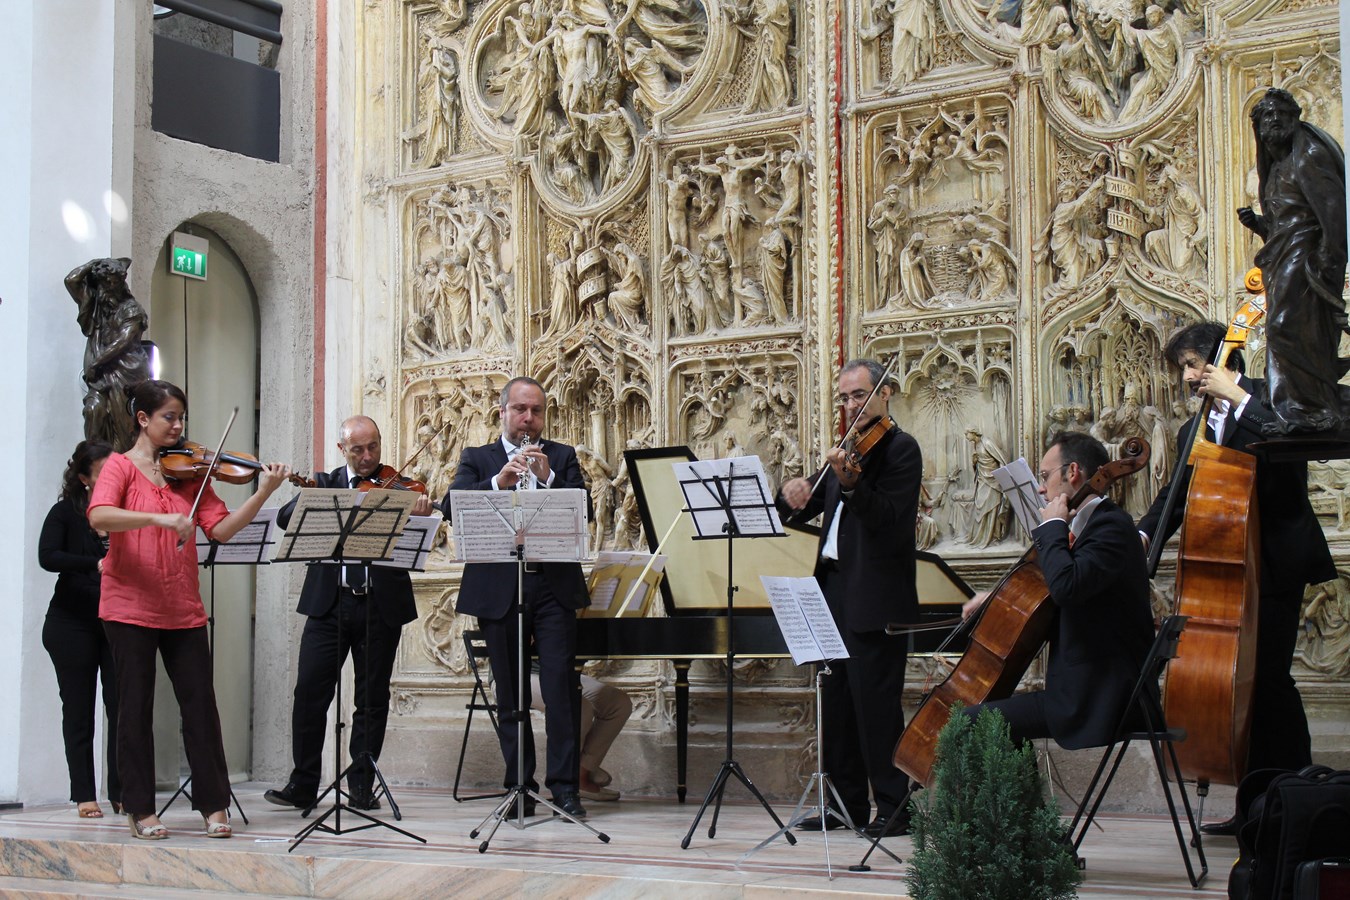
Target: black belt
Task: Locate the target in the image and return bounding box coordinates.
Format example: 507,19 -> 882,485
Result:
341,586 -> 368,597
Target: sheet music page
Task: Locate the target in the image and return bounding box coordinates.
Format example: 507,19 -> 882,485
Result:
994,457 -> 1046,539
196,507 -> 278,564
673,456 -> 784,538
586,551 -> 669,615
761,576 -> 849,665
339,489 -> 419,561
448,489 -> 588,563
372,513 -> 443,571
275,488 -> 354,561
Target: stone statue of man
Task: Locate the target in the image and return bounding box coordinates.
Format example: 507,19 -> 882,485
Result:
65,257 -> 150,450
1239,88 -> 1348,434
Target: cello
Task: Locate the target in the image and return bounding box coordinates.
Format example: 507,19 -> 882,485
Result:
1150,287 -> 1267,788
892,437 -> 1151,786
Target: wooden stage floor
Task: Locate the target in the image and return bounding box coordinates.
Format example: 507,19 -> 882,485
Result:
0,783 -> 1233,898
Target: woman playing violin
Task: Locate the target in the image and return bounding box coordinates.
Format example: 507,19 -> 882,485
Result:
88,379 -> 291,840
775,358 -> 922,838
960,431 -> 1154,750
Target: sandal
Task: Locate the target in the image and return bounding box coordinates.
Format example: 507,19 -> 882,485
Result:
127,813 -> 168,840
77,802 -> 103,819
202,810 -> 232,839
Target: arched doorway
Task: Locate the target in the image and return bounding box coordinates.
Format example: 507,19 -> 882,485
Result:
148,223 -> 260,786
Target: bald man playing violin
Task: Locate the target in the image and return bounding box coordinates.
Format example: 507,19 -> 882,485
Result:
777,358 -> 922,838
265,416 -> 433,813
960,431 -> 1153,752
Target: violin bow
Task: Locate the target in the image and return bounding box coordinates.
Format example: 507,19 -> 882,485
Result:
787,352 -> 901,523
180,406 -> 240,550
380,414 -> 456,487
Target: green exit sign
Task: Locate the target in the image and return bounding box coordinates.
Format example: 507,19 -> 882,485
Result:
172,246 -> 207,279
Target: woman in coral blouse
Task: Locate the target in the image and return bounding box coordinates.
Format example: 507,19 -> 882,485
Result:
89,380 -> 290,840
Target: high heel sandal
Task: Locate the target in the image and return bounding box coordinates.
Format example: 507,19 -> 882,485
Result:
201,810 -> 232,839
127,813 -> 168,840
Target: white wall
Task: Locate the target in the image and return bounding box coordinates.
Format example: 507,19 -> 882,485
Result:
0,0 -> 136,805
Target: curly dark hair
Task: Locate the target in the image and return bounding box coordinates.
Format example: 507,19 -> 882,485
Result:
60,440 -> 115,509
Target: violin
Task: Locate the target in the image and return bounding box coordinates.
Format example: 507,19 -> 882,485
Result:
841,415 -> 898,476
360,464 -> 427,494
159,440 -> 266,485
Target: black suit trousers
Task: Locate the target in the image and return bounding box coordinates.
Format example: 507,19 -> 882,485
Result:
43,609 -> 120,804
819,570 -> 911,819
478,572 -> 579,793
290,590 -> 403,792
1248,584 -> 1313,772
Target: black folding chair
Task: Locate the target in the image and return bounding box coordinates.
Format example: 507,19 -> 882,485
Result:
452,629 -> 507,802
1066,614 -> 1208,888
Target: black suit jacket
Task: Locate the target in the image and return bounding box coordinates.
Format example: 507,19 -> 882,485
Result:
775,426 -> 922,633
276,466 -> 419,629
441,439 -> 590,620
1138,376 -> 1334,592
1032,498 -> 1155,750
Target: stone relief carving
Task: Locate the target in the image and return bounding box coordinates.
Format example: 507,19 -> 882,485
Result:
1300,576 -> 1350,677
861,0 -> 937,90
728,0 -> 794,113
405,36 -> 462,168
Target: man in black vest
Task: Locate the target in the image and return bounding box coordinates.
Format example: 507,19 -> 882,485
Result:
1139,321 -> 1334,834
776,358 -> 922,837
441,377 -> 591,819
264,416 -> 432,811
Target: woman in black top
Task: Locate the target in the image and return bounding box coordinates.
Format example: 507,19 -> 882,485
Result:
38,440 -> 119,818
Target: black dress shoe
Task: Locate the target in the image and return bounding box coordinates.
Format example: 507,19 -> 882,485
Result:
1199,814 -> 1241,837
264,783 -> 317,810
863,809 -> 912,838
796,812 -> 854,831
551,791 -> 588,819
505,795 -> 537,819
347,787 -> 381,811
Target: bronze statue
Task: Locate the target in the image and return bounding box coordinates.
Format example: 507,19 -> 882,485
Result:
65,258 -> 150,450
1239,88 -> 1348,435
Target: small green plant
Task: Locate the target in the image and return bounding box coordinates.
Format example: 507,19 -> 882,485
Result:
907,705 -> 1081,900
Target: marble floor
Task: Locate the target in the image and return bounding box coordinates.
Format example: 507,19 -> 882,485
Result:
0,783 -> 1233,898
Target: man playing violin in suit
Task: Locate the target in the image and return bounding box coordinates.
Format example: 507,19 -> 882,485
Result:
265,415 -> 433,812
777,358 -> 922,838
1138,321 -> 1334,835
441,377 -> 592,820
962,431 -> 1154,752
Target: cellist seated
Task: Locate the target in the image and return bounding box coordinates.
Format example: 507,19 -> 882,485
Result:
960,432 -> 1155,750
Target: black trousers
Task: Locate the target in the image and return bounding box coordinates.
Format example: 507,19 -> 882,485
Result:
290,589 -> 403,793
478,573 -> 579,794
43,610 -> 120,805
102,621 -> 229,816
819,569 -> 911,820
1247,584 -> 1313,772
967,690 -> 1052,747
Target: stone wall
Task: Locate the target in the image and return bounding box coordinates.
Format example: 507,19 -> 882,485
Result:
338,0 -> 1350,804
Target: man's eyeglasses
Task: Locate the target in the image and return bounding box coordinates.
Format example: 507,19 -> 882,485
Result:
836,389 -> 875,406
1038,463 -> 1070,482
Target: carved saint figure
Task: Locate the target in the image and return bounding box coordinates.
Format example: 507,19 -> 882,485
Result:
868,183 -> 907,307
959,428 -> 1010,548
575,99 -> 639,192
864,0 -> 935,90
961,237 -> 1016,302
737,0 -> 792,113
897,231 -> 937,308
1143,163 -> 1207,275
576,444 -> 617,549
66,257 -> 151,450
1240,88 -> 1348,434
759,225 -> 792,324
404,40 -> 459,168
1037,177 -> 1108,290
697,144 -> 770,275
1118,5 -> 1185,122
604,241 -> 647,332
546,250 -> 579,335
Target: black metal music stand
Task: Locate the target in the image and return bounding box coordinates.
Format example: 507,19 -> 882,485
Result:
158,510 -> 278,823
676,458 -> 795,849
448,488 -> 610,852
277,489 -> 426,851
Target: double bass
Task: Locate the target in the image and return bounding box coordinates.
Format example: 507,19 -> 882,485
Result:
892,438 -> 1151,786
1150,287 -> 1267,788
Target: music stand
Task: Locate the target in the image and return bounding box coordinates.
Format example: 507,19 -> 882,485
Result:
674,456 -> 796,849
447,488 -> 611,852
158,507 -> 279,823
742,576 -> 904,876
274,487 -> 426,851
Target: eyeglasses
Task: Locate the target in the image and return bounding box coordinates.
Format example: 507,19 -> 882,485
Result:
1038,463 -> 1070,482
836,389 -> 875,406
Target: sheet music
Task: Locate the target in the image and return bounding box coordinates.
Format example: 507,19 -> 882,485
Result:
586,551 -> 668,616
195,507 -> 278,565
372,513 -> 443,572
273,488 -> 418,563
761,575 -> 849,665
340,490 -> 419,561
994,457 -> 1046,539
673,456 -> 784,538
447,489 -> 588,563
